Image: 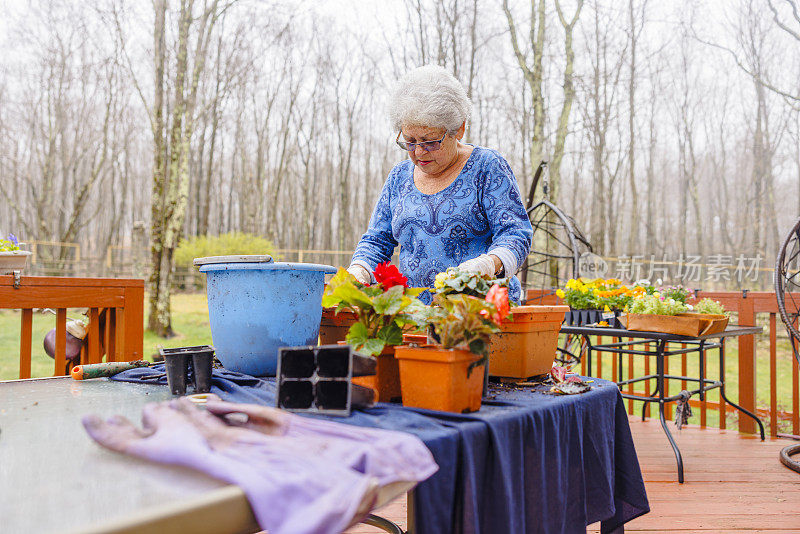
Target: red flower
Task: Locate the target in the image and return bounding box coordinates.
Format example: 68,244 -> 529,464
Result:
483,284 -> 510,325
374,261 -> 408,289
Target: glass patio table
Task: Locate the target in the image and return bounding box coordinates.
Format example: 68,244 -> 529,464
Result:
0,377 -> 260,534
560,324 -> 765,483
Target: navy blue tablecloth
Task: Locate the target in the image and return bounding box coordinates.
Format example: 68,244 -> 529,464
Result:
113,366 -> 649,533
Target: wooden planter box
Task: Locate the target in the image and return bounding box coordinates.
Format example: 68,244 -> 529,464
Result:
488,305 -> 569,379
319,307 -> 357,345
625,313 -> 729,337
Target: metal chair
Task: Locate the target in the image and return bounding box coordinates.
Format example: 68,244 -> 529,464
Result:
520,161 -> 593,367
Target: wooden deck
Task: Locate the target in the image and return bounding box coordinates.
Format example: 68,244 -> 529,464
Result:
346,417 -> 800,533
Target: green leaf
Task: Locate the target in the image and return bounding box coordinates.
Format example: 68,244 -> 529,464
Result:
363,285 -> 386,298
321,293 -> 342,308
325,268 -> 354,290
346,321 -> 370,347
468,338 -> 488,357
404,287 -> 426,297
376,322 -> 403,345
332,283 -> 373,309
372,285 -> 404,314
357,338 -> 386,357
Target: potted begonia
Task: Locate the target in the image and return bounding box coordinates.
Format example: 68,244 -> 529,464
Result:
436,267 -> 568,379
0,234 -> 31,275
321,262 -> 425,402
396,286 -> 510,413
320,263 -> 419,344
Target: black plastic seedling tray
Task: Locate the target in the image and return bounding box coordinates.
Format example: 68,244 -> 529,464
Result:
276,344 -> 376,416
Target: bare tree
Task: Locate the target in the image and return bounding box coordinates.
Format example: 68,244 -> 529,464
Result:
147,0 -> 231,336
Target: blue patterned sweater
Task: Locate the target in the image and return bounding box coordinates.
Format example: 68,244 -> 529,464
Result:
351,146 -> 533,303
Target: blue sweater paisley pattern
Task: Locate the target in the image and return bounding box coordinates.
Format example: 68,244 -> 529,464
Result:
351,147 -> 533,302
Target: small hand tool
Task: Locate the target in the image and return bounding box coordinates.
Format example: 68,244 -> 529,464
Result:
70,360 -> 151,380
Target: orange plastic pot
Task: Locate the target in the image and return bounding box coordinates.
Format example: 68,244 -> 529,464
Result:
319,307 -> 357,345
394,345 -> 484,413
488,305 -> 569,379
352,345 -> 402,403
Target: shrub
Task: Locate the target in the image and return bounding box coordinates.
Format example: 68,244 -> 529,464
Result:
174,232 -> 275,269
173,232 -> 275,290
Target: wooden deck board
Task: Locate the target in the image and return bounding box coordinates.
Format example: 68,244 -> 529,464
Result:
347,415 -> 800,533
602,417 -> 800,532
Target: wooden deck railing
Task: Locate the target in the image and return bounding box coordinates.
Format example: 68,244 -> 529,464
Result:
0,275 -> 144,378
527,289 -> 800,437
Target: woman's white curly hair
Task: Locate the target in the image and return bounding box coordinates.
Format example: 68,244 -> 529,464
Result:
389,65 -> 472,135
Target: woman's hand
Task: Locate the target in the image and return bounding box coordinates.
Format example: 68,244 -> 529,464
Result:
457,254 -> 501,278
346,264 -> 372,285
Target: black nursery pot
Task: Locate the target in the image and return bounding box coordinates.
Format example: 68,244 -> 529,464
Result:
162,352 -> 190,396
159,345 -> 216,395
192,351 -> 214,393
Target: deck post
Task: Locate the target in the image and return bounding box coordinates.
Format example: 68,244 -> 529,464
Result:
737,294 -> 757,434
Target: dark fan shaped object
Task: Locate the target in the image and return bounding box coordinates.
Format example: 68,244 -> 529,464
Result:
520,161 -> 593,367
774,216 -> 800,474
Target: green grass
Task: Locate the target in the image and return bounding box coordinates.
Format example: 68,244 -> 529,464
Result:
0,293 -> 213,380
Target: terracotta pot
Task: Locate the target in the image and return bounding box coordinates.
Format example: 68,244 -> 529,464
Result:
488,305 -> 569,379
0,251 -> 31,275
352,345 -> 402,403
625,312 -> 729,337
319,307 -> 358,345
394,345 -> 484,413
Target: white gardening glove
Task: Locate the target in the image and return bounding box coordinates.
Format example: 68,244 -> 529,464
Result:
347,264 -> 372,285
457,254 -> 496,278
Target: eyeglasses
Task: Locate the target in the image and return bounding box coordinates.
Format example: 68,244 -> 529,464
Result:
395,131 -> 448,152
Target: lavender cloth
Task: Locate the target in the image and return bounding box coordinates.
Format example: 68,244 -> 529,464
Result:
83,396 -> 437,534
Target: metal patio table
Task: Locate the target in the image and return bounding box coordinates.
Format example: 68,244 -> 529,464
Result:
560,324 -> 765,483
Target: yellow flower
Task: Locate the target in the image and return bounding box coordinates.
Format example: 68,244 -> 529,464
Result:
566,279 -> 578,290
556,289 -> 565,298
434,272 -> 447,289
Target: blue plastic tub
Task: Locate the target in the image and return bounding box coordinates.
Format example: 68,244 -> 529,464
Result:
197,256 -> 336,376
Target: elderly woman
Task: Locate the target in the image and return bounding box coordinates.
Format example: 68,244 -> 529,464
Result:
347,65 -> 533,303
